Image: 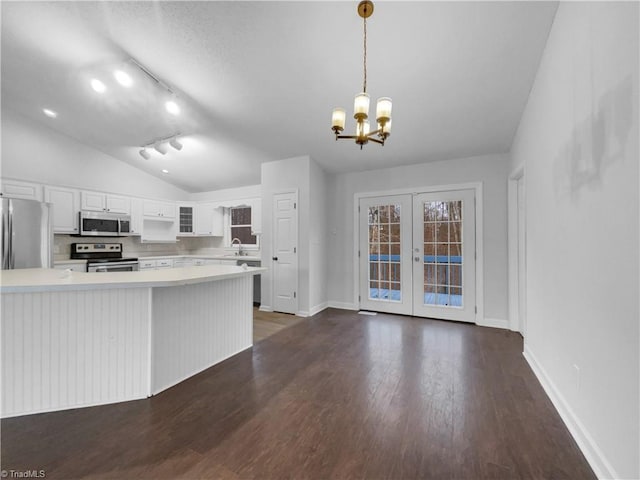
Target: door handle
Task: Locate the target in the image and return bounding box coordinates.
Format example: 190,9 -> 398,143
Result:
272,257 -> 278,261
414,256 -> 421,262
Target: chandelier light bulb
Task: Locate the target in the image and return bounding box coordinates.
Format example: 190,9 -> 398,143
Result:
376,97 -> 392,122
379,118 -> 392,137
90,78 -> 106,93
331,108 -> 346,133
354,92 -> 370,117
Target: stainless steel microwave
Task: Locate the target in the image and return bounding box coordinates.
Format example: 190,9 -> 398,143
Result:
79,211 -> 131,237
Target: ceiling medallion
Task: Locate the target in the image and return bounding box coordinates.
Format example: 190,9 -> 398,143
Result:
331,0 -> 392,149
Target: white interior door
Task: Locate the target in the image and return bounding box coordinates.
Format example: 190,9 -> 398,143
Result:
412,190 -> 476,322
359,195 -> 413,315
272,191 -> 298,314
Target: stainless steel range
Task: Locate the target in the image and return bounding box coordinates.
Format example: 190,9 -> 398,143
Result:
70,243 -> 139,272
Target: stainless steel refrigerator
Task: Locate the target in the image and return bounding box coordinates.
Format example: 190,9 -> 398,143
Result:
1,197 -> 53,269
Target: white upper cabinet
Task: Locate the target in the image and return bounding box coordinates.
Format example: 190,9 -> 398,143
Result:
44,186 -> 80,234
129,198 -> 143,236
195,203 -> 224,236
143,200 -> 176,220
178,204 -> 195,236
106,195 -> 130,214
1,179 -> 43,201
81,191 -> 130,214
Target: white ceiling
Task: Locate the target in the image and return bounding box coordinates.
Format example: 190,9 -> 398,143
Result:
1,1 -> 557,193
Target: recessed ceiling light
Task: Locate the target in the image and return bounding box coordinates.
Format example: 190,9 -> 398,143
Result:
114,70 -> 133,87
165,100 -> 180,115
161,169 -> 169,174
42,108 -> 58,118
91,78 -> 106,93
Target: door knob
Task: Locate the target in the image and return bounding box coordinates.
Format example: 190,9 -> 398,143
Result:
272,257 -> 278,261
414,257 -> 421,262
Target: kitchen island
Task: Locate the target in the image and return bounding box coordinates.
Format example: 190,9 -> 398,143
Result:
0,264 -> 265,418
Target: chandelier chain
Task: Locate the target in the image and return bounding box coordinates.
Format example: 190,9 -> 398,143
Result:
363,14 -> 367,93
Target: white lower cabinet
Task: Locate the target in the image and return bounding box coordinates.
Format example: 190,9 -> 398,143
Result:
139,260 -> 157,271
53,262 -> 86,272
157,259 -> 173,269
218,259 -> 238,265
140,258 -> 174,270
173,259 -> 195,268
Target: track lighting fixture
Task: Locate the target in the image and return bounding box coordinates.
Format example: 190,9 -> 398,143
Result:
169,137 -> 183,151
154,142 -> 168,155
139,133 -> 183,159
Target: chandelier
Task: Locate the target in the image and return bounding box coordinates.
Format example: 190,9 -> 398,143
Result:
331,0 -> 392,149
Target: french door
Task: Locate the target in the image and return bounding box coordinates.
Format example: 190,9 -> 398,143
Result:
359,189 -> 476,322
359,195 -> 413,315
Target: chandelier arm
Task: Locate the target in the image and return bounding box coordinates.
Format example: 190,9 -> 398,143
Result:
368,137 -> 385,145
366,128 -> 383,137
337,135 -> 359,140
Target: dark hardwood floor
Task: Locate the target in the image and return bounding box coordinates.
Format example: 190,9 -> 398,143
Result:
1,309 -> 595,479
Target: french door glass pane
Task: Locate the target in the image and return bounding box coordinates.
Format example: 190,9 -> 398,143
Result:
368,204 -> 402,302
422,201 -> 463,307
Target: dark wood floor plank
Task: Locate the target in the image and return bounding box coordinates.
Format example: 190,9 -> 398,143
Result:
1,309 -> 596,479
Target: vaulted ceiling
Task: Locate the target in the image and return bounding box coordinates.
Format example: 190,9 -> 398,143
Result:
1,1 -> 557,192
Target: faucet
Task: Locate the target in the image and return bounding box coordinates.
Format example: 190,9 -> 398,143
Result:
231,237 -> 244,256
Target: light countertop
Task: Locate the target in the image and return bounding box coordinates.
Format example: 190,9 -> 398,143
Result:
54,254 -> 262,265
1,265 -> 266,293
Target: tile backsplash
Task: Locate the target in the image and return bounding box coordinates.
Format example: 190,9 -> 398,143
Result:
54,235 -> 260,260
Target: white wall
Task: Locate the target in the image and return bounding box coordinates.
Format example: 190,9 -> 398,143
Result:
510,2 -> 639,478
326,153 -> 509,322
1,108 -> 188,200
261,156 -> 311,314
309,159 -> 328,314
188,184 -> 261,202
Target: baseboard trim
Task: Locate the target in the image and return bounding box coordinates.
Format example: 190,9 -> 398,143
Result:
327,301 -> 359,311
296,311 -> 309,318
309,302 -> 329,317
477,317 -> 509,329
523,345 -> 618,480
258,305 -> 273,313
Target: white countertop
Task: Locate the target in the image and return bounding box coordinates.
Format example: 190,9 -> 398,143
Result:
1,265 -> 266,293
137,254 -> 262,262
55,254 -> 262,265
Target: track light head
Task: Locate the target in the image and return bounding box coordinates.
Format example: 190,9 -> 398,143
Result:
139,148 -> 151,160
169,137 -> 183,151
154,142 -> 168,155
